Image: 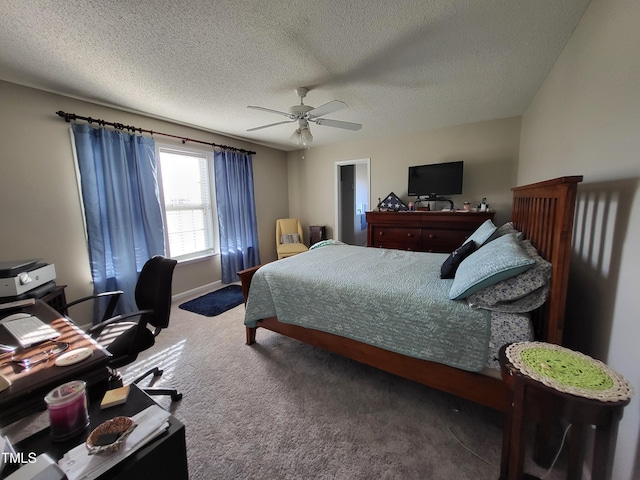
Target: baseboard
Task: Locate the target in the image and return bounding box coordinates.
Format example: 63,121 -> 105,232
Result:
172,281 -> 224,303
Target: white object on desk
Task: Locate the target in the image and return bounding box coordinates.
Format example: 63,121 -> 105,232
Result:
0,264 -> 56,298
0,299 -> 36,312
0,314 -> 60,348
4,453 -> 66,480
0,373 -> 10,393
1,434 -> 16,475
55,348 -> 92,367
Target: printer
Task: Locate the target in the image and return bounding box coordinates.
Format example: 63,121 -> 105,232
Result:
0,260 -> 57,299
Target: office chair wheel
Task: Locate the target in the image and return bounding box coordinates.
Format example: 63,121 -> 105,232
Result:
171,392 -> 183,401
153,368 -> 163,377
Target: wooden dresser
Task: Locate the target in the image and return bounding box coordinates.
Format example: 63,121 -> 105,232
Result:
366,210 -> 495,253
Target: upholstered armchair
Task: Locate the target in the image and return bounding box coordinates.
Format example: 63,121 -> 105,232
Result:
276,218 -> 309,259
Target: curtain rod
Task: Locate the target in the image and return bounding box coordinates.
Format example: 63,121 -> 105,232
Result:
55,111 -> 256,156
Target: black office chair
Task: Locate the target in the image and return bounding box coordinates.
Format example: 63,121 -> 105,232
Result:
65,255 -> 182,401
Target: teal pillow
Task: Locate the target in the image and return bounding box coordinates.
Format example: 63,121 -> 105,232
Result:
463,219 -> 498,248
449,233 -> 535,300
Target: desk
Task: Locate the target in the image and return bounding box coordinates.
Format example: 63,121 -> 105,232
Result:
0,301 -> 111,426
4,384 -> 188,480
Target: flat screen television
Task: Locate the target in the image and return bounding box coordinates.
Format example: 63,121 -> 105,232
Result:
407,161 -> 463,199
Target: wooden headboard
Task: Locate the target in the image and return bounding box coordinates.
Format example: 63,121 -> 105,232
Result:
511,176 -> 583,345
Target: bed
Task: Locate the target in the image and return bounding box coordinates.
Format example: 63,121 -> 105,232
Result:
238,176 -> 582,411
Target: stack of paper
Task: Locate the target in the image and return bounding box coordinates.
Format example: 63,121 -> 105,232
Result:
58,405 -> 170,480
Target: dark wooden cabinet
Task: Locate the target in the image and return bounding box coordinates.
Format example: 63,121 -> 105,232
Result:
366,211 -> 495,253
41,284 -> 68,315
309,225 -> 327,246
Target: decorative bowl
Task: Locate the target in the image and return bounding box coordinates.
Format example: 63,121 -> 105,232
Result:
86,416 -> 136,455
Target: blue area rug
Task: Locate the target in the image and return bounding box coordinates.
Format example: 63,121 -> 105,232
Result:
179,285 -> 244,317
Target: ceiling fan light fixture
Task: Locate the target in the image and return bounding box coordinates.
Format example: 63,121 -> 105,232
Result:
300,127 -> 313,146
290,128 -> 302,145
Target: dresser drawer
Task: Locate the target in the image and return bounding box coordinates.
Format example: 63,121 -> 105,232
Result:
371,227 -> 421,244
366,210 -> 494,254
421,229 -> 468,252
373,241 -> 420,251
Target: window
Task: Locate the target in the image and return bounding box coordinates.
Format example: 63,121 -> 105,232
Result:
157,145 -> 217,260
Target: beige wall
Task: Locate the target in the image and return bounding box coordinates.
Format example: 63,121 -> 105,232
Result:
519,0 -> 639,477
0,81 -> 288,324
286,116 -> 521,238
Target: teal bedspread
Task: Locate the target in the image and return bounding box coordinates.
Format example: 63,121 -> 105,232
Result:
244,244 -> 491,372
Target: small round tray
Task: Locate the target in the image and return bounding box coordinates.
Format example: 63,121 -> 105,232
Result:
86,417 -> 137,455
505,342 -> 633,402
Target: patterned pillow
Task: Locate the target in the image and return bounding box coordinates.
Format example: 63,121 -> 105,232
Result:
495,222 -> 523,240
449,233 -> 535,300
280,233 -> 301,244
466,240 -> 552,312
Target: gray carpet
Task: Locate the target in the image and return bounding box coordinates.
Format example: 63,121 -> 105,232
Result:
122,297 -> 566,480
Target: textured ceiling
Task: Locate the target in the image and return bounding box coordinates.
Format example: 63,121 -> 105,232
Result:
0,0 -> 590,151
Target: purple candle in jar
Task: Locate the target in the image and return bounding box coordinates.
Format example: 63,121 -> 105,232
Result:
45,380 -> 90,441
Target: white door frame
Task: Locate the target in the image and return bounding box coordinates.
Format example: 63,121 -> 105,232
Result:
334,158 -> 371,242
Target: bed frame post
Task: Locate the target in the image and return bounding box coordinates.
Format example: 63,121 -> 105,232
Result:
246,326 -> 257,345
238,265 -> 263,345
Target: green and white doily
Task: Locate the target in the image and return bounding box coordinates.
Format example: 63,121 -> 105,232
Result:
505,342 -> 632,402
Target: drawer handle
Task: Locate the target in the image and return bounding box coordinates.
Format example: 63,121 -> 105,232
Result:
407,233 -> 413,237
378,232 -> 384,236
428,234 -> 435,239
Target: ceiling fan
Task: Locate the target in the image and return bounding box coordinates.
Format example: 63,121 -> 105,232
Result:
247,87 -> 362,146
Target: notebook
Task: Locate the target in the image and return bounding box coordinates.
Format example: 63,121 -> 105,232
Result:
0,313 -> 60,348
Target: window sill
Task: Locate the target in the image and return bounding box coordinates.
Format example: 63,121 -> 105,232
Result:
174,252 -> 219,265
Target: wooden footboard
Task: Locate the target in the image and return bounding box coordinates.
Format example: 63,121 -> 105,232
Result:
237,264 -> 508,411
253,315 -> 507,410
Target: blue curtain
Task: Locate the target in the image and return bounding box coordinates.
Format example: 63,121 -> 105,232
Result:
72,124 -> 166,322
214,150 -> 260,283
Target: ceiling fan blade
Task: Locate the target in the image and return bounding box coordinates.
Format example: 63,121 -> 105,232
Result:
312,118 -> 362,131
247,120 -> 296,132
307,100 -> 347,118
247,105 -> 293,118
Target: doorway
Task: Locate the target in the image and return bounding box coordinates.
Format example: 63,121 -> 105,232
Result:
334,158 -> 370,245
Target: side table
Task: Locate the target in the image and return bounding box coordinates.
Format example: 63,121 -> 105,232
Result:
499,342 -> 632,480
309,225 -> 327,246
